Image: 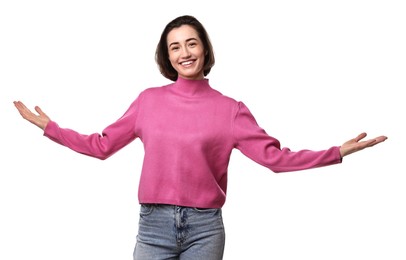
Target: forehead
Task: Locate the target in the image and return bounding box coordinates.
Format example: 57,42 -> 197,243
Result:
167,25 -> 200,45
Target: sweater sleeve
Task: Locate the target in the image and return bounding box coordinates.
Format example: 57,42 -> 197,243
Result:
232,102 -> 342,173
43,95 -> 142,160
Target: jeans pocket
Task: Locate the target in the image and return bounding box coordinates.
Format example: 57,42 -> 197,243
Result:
193,207 -> 222,217
193,207 -> 218,212
139,204 -> 154,216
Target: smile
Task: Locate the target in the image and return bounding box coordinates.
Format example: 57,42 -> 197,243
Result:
180,60 -> 194,66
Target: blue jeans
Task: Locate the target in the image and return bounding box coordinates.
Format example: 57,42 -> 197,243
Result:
133,204 -> 225,260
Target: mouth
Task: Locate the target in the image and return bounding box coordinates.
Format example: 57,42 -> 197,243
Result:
180,60 -> 195,66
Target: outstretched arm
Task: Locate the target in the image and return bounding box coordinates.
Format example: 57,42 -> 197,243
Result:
13,98 -> 140,160
233,102 -> 388,173
13,101 -> 50,130
339,132 -> 387,158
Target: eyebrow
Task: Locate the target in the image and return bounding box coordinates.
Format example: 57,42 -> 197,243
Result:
168,37 -> 198,47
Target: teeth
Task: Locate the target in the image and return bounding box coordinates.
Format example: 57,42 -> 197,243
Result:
181,61 -> 193,65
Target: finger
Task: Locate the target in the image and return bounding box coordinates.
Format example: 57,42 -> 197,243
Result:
14,102 -> 37,121
13,101 -> 29,117
35,106 -> 45,116
376,135 -> 388,141
363,139 -> 378,147
14,101 -> 32,115
354,132 -> 367,142
13,101 -> 25,110
369,136 -> 388,146
17,101 -> 28,109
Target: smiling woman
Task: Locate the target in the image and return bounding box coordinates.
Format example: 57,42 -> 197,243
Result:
167,26 -> 206,80
155,15 -> 215,82
13,14 -> 387,260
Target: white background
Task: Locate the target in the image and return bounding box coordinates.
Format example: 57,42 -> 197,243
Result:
1,0 -> 405,259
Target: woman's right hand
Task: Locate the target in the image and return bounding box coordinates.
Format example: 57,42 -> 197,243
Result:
13,101 -> 50,130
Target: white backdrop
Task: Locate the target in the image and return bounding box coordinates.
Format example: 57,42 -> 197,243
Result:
1,0 -> 405,259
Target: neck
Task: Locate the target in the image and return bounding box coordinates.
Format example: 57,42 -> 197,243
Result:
171,77 -> 212,97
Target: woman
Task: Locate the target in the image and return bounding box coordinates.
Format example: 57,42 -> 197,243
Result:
14,15 -> 387,260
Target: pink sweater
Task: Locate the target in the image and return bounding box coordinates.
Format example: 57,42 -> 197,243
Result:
44,77 -> 342,208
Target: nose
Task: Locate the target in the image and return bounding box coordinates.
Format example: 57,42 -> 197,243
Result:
180,46 -> 191,58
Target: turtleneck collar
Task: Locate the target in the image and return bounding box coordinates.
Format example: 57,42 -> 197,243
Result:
170,76 -> 213,97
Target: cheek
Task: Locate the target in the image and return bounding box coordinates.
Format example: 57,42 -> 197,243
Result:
197,48 -> 206,62
168,53 -> 178,66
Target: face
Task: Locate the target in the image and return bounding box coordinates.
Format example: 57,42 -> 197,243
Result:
167,25 -> 205,80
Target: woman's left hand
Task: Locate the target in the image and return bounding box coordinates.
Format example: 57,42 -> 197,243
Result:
340,132 -> 387,157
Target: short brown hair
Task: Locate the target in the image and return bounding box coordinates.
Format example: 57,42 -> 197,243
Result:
155,15 -> 215,81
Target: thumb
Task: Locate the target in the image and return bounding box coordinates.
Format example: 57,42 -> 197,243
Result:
35,106 -> 47,116
34,106 -> 51,122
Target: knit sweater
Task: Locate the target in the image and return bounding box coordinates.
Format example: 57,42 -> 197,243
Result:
44,77 -> 342,208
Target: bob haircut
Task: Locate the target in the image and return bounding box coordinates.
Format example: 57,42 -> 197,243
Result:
155,15 -> 215,81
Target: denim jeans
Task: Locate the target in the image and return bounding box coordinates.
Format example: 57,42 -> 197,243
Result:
133,204 -> 225,260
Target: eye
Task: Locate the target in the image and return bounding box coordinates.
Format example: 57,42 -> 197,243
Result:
188,42 -> 197,47
170,46 -> 180,51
